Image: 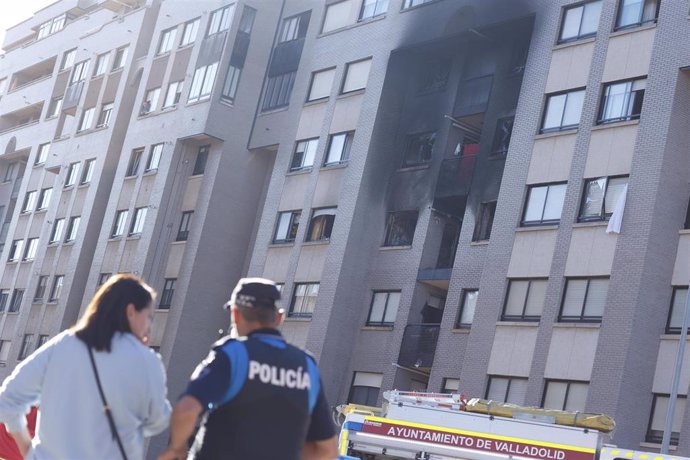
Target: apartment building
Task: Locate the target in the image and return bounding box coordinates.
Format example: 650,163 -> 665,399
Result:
3,0 -> 690,455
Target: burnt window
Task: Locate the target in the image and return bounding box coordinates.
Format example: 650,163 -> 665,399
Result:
306,208 -> 336,242
491,116 -> 514,156
403,132 -> 436,167
383,211 -> 418,247
472,201 -> 496,242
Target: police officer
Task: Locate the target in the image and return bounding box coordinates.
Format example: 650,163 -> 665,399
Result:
158,277 -> 338,460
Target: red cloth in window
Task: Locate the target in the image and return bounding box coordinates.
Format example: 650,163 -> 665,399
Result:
0,407 -> 37,460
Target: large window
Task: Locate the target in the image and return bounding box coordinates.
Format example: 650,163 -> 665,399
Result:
111,210 -> 128,238
180,18 -> 200,46
163,81 -> 184,108
403,132 -> 435,167
559,1 -> 602,43
157,27 -> 177,55
579,176 -> 628,222
146,143 -> 163,172
188,63 -> 219,103
306,208 -> 336,242
126,149 -> 144,177
560,278 -> 608,322
159,278 -> 176,309
522,183 -> 567,226
263,72 -> 296,111
273,211 -> 301,243
502,279 -> 547,321
485,376 -> 528,405
472,201 -> 496,242
176,211 -> 193,241
49,219 -> 65,243
348,372 -> 382,406
207,5 -> 234,36
543,380 -> 589,412
541,89 -> 585,133
646,394 -> 685,445
289,283 -> 319,318
129,207 -> 147,236
615,0 -> 658,31
598,78 -> 645,124
383,211 -> 418,247
324,132 -> 353,166
290,138 -> 319,171
360,0 -> 389,20
307,68 -> 336,102
341,58 -> 372,94
367,291 -> 400,326
64,216 -> 80,242
49,275 -> 64,302
456,289 -> 478,328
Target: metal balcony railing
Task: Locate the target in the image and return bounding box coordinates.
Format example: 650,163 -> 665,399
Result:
397,324 -> 440,371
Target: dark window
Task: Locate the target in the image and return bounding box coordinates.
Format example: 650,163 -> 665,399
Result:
0,290 -> 9,312
18,334 -> 33,360
49,275 -> 64,302
193,145 -> 209,175
542,380 -> 589,412
485,376 -> 528,405
129,208 -> 147,236
684,196 -> 690,230
36,334 -> 49,350
667,287 -> 690,334
8,240 -> 23,262
360,0 -> 389,19
456,289 -> 478,328
502,279 -> 547,321
522,183 -> 567,226
64,216 -> 80,242
289,283 -> 319,318
273,211 -> 301,243
417,58 -> 451,94
324,132 -> 353,166
291,138 -> 318,171
560,278 -> 608,322
306,208 -> 336,242
646,394 -> 685,445
598,78 -> 646,124
65,162 -> 80,187
9,289 -> 24,313
239,6 -> 257,33
491,116 -> 514,156
111,210 -> 128,238
558,1 -> 602,43
49,219 -> 65,243
262,72 -> 296,111
579,176 -> 628,222
159,278 -> 176,309
472,201 -> 496,242
80,159 -> 95,184
112,46 -> 128,71
541,89 -> 585,133
348,372 -> 382,406
383,211 -> 418,247
176,211 -> 193,241
221,65 -> 241,103
615,0 -> 658,31
126,149 -> 144,177
403,132 -> 436,167
366,291 -> 400,326
3,162 -> 16,182
145,144 -> 163,171
279,15 -> 301,42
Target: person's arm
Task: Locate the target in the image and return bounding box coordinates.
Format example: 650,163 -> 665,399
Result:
157,396 -> 203,460
301,436 -> 338,460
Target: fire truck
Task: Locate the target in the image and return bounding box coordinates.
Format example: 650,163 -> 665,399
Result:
336,391 -> 688,460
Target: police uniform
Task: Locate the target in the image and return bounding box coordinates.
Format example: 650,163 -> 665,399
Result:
183,279 -> 335,460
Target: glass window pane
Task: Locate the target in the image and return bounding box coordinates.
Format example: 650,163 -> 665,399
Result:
460,290 -> 478,324
581,178 -> 606,218
604,177 -> 628,215
562,280 -> 588,317
309,69 -> 335,101
543,94 -> 566,130
487,377 -> 509,402
583,279 -> 608,317
603,82 -> 630,120
543,184 -> 566,221
303,140 -> 318,167
524,187 -> 547,222
565,383 -> 589,412
670,289 -> 688,330
343,59 -> 372,93
276,213 -> 290,240
326,134 -> 346,164
524,280 -> 547,317
544,381 -> 568,410
619,0 -> 643,27
323,1 -> 352,33
383,292 -> 400,323
581,2 -> 602,35
562,90 -> 585,127
505,281 -> 528,316
560,6 -> 583,41
507,379 -> 527,405
369,293 -> 387,323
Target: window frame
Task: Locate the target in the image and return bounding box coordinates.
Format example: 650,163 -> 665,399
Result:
159,278 -> 176,309
542,379 -> 590,412
112,46 -> 129,71
521,182 -> 567,226
615,0 -> 659,31
262,71 -> 296,111
557,1 -> 602,44
348,371 -> 382,406
18,333 -> 33,360
597,77 -> 646,124
472,201 -> 497,242
65,162 -> 80,187
21,191 -> 37,214
383,210 -> 419,247
366,290 -> 401,326
9,289 -> 24,313
485,375 -> 528,405
456,289 -> 479,328
667,286 -> 690,334
646,393 -> 685,445
188,62 -> 219,103
126,148 -> 144,177
501,278 -> 548,322
163,80 -> 184,108
145,143 -> 164,172
8,240 -> 24,262
48,275 -> 64,302
94,52 -> 110,77
180,18 -> 200,47
157,27 -> 178,55
578,175 -> 629,222
306,67 -> 336,103
288,282 -> 320,318
306,207 -> 336,242
96,102 -> 113,128
34,276 -> 48,301
559,277 -> 609,322
49,218 -> 65,244
36,187 -> 52,209
35,143 -> 50,166
340,58 -> 372,95
64,216 -> 80,243
540,88 -> 586,133
23,238 -> 38,261
273,210 -> 301,244
290,138 -> 319,172
207,5 -> 234,36
192,145 -> 209,175
176,211 -> 193,241
324,131 -> 354,166
80,159 -> 95,185
78,107 -> 95,132
360,0 -> 389,20
129,207 -> 147,236
111,210 -> 128,238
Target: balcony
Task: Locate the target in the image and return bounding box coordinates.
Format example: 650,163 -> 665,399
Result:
8,57 -> 56,92
417,268 -> 451,290
435,155 -> 477,200
0,103 -> 44,135
397,324 -> 440,372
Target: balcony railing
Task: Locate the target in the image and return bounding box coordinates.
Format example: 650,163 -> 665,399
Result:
434,155 -> 477,199
397,324 -> 440,371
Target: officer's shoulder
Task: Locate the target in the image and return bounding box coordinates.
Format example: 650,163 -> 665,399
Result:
299,347 -> 318,364
211,335 -> 246,350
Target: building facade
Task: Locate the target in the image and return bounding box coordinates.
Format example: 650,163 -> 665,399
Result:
2,0 -> 690,455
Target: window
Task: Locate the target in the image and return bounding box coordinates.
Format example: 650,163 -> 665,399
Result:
383,211 -> 418,247
616,0 -> 658,30
0,341 -> 10,362
61,49 -> 76,71
208,5 -> 234,36
522,183 -> 567,226
579,176 -> 628,222
96,103 -> 113,128
341,58 -> 372,94
541,89 -> 585,133
485,376 -> 528,405
402,0 -> 434,9
98,273 -> 111,286
502,279 -> 547,321
146,144 -> 163,171
130,207 -> 147,236
37,14 -> 65,39
323,1 -> 353,33
37,188 -> 52,210
559,1 -> 602,43
163,81 -> 183,108
0,291 -> 8,312
598,78 -> 646,123
367,291 -> 400,326
307,68 -> 336,102
112,46 -> 129,71
65,162 -> 80,187
141,88 -> 160,115
647,394 -> 685,445
49,219 -> 65,243
306,208 -> 336,242
78,107 -> 95,132
126,148 -> 144,176
94,52 -> 109,77
560,278 -> 608,322
192,145 -> 209,175
239,6 -> 257,33
157,27 -> 177,55
289,283 -> 319,317
290,138 -> 319,171
8,240 -> 23,262
491,116 -> 514,157
64,216 -> 80,242
49,275 -> 64,302
189,63 -> 219,103
159,278 -> 176,309
456,289 -> 478,328
262,72 -> 296,111
667,287 -> 690,334
348,372 -> 382,406
9,289 -> 24,313
543,380 -> 589,412
70,60 -> 89,84
440,378 -> 461,394
361,0 -> 389,19
23,238 -> 38,261
36,335 -> 49,350
221,66 -> 241,103
181,18 -> 200,46
35,143 -> 50,165
21,191 -> 37,213
111,210 -> 128,237
80,159 -> 95,185
3,163 -> 16,182
273,211 -> 301,243
473,201 -> 496,242
34,276 -> 48,301
176,211 -> 193,241
324,132 -> 353,166
47,97 -> 62,118
280,15 -> 301,42
403,132 -> 435,167
18,334 -> 33,360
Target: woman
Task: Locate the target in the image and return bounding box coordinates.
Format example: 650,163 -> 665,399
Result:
0,274 -> 171,459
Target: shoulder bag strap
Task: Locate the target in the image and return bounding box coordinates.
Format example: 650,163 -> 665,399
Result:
87,346 -> 129,460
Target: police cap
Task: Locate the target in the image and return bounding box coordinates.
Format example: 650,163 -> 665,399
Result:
224,277 -> 281,310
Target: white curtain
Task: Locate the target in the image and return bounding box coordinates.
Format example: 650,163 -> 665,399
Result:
606,184 -> 628,234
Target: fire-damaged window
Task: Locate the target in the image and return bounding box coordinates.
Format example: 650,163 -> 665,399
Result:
273,210 -> 301,243
417,58 -> 451,94
542,380 -> 589,412
598,78 -> 645,124
402,132 -> 435,167
383,211 -> 418,247
472,201 -> 496,242
306,207 -> 336,242
558,1 -> 602,44
646,394 -> 685,445
491,116 -> 514,157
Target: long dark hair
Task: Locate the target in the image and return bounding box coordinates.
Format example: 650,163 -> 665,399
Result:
73,274 -> 156,352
